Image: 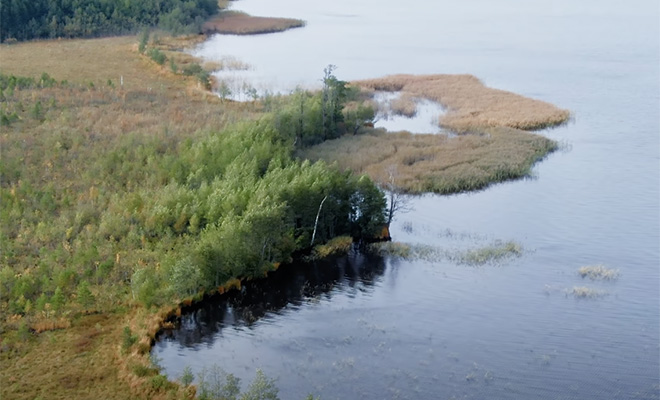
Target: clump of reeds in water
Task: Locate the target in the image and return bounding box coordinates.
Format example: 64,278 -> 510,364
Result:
368,242 -> 413,259
354,74 -> 571,132
567,286 -> 608,299
578,265 -> 620,281
456,241 -> 523,266
389,94 -> 418,117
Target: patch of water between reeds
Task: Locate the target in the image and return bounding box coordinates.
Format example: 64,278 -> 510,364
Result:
373,91 -> 446,135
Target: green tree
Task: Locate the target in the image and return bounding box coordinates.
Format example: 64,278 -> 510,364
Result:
50,286 -> 66,312
76,280 -> 94,310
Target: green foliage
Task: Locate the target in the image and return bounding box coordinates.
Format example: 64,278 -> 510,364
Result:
132,364 -> 158,377
180,365 -> 194,386
147,48 -> 167,66
50,287 -> 66,312
197,365 -> 241,400
240,370 -> 279,400
121,326 -> 137,352
196,367 -> 279,400
138,29 -> 150,54
17,320 -> 30,342
168,257 -> 203,299
76,281 -> 94,309
150,374 -> 171,390
0,68 -> 387,328
0,0 -> 220,42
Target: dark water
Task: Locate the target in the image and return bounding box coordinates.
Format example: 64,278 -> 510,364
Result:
154,1 -> 660,398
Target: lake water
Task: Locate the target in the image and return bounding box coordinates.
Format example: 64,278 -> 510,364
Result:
153,1 -> 660,398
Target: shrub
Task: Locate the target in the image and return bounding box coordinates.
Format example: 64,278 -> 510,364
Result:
121,326 -> 137,352
147,48 -> 167,65
180,365 -> 194,386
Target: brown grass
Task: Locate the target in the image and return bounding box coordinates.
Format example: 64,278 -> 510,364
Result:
203,12 -> 305,35
0,313 -> 160,400
0,37 -> 182,90
354,74 -> 570,132
390,93 -> 418,117
31,317 -> 72,333
299,126 -> 557,194
0,35 -> 263,400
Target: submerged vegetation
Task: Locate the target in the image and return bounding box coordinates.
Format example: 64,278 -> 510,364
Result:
578,265 -> 620,281
369,240 -> 523,266
567,286 -> 608,299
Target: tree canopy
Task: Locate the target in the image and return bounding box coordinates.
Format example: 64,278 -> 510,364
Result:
0,0 -> 219,42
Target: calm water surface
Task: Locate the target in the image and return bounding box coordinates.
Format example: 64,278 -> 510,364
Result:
154,1 -> 660,398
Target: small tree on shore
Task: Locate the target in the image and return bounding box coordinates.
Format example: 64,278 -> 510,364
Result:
384,165 -> 411,226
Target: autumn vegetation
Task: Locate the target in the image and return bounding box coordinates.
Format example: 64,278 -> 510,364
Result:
299,74 -> 570,194
202,10 -> 305,35
0,5 -> 571,397
0,33 -> 383,399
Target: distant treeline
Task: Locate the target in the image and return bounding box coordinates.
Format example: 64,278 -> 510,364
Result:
0,0 -> 219,42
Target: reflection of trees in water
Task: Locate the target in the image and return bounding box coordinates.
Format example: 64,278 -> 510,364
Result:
159,249 -> 387,347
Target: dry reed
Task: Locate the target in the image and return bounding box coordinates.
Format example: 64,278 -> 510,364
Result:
354,74 -> 570,132
203,12 -> 305,35
299,126 -> 557,194
390,93 -> 418,117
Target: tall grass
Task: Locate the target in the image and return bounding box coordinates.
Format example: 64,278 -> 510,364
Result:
369,240 -> 522,266
202,12 -> 306,35
299,126 -> 557,194
355,74 -> 571,132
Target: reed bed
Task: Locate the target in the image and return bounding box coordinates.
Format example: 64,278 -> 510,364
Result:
355,74 -> 571,132
389,93 -> 418,117
299,126 -> 557,194
369,240 -> 522,266
203,12 -> 306,35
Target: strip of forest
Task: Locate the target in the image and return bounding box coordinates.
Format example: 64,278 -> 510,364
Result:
1,0 -> 219,42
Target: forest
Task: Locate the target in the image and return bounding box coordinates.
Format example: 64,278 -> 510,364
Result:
0,64 -> 386,317
0,0 -> 219,41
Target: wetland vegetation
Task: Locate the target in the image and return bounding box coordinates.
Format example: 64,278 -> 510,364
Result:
0,4 -> 576,399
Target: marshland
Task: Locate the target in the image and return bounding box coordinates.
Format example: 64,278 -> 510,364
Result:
1,0 -> 659,400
